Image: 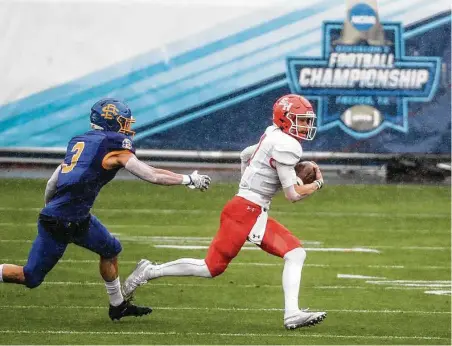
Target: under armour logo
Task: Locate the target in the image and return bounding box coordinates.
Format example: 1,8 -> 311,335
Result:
252,234 -> 261,239
101,104 -> 119,120
247,206 -> 256,212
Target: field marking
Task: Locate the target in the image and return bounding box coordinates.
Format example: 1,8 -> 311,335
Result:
119,236 -> 323,246
1,237 -> 449,252
366,280 -> 451,288
153,245 -> 381,253
373,246 -> 451,251
370,280 -> 451,284
0,222 -> 448,235
339,276 -> 451,285
339,275 -> 451,293
425,290 -> 451,296
0,207 -> 448,219
0,329 -> 448,341
0,240 -> 380,253
41,281 -> 369,289
0,305 -> 450,315
338,274 -> 386,280
0,258 -> 449,270
21,281 -> 447,291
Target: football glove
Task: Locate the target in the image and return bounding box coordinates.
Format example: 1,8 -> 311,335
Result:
187,171 -> 211,191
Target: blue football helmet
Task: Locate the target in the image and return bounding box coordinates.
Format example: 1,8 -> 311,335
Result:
90,98 -> 135,136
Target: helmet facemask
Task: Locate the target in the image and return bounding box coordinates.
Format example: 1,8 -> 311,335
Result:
287,111 -> 317,141
117,116 -> 136,137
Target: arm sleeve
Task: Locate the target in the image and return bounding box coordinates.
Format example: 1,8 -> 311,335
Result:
239,144 -> 258,175
44,164 -> 61,205
276,162 -> 306,202
283,185 -> 304,202
124,155 -> 184,185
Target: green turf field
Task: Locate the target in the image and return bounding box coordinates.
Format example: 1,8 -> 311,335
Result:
0,178 -> 450,345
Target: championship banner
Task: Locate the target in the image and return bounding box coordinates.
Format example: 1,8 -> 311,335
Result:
0,1 -> 450,154
287,0 -> 441,139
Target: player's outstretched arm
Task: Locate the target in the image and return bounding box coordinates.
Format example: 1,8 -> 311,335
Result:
104,151 -> 211,191
44,164 -> 62,205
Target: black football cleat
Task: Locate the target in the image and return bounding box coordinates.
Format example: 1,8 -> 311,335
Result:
109,300 -> 152,321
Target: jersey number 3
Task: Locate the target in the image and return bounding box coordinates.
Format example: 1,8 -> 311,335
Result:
62,142 -> 85,174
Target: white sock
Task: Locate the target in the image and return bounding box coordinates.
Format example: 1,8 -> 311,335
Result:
149,258 -> 211,279
0,264 -> 3,282
282,248 -> 306,319
104,277 -> 124,307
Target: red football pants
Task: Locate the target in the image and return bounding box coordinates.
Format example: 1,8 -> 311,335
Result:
205,196 -> 301,277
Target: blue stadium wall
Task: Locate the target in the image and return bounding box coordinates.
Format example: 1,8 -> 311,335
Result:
0,3 -> 450,154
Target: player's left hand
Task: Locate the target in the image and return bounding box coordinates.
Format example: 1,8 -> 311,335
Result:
310,162 -> 324,189
187,171 -> 211,191
310,162 -> 323,181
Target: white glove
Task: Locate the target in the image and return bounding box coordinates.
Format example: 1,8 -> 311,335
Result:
187,171 -> 211,191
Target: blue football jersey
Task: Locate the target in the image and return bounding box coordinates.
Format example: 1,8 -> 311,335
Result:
41,130 -> 135,221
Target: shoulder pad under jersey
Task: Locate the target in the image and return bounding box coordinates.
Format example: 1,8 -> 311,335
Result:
105,132 -> 136,153
272,136 -> 302,166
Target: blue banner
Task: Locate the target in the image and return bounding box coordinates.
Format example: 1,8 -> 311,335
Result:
0,4 -> 449,154
137,12 -> 451,154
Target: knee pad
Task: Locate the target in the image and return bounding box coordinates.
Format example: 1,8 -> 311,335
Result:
100,237 -> 122,259
23,266 -> 45,289
284,247 -> 306,265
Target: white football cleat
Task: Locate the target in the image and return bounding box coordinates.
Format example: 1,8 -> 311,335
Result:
122,259 -> 153,301
284,310 -> 327,330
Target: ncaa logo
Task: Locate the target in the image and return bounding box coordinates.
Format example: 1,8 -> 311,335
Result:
348,3 -> 377,32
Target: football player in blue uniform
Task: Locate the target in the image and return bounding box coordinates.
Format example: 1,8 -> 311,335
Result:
0,98 -> 211,321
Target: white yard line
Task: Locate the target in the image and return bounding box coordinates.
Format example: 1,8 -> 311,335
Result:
0,305 -> 449,315
367,281 -> 451,288
425,290 -> 451,296
0,329 -> 448,340
153,245 -> 381,253
0,222 -> 448,235
373,245 -> 451,251
0,258 -> 449,270
27,281 -> 446,291
118,237 -> 322,245
0,207 -> 448,219
1,237 -> 448,251
339,275 -> 451,291
370,280 -> 452,283
338,274 -> 387,280
39,281 -> 367,289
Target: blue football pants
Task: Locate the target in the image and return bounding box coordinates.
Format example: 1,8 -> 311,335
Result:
23,215 -> 122,288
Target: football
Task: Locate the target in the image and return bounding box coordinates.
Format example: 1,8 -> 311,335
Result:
341,105 -> 383,132
295,161 -> 317,185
